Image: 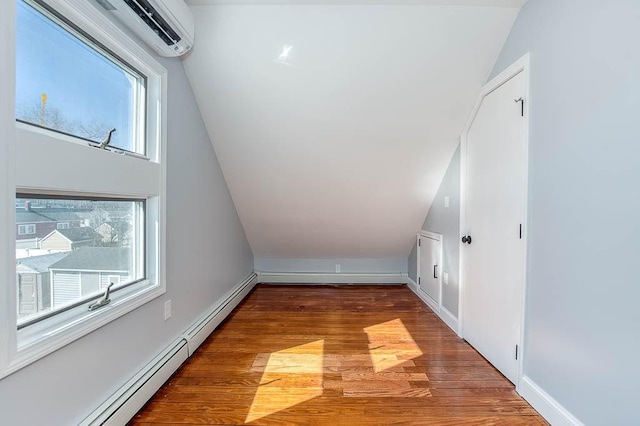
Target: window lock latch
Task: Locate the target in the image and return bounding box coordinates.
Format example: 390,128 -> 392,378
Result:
88,283 -> 115,311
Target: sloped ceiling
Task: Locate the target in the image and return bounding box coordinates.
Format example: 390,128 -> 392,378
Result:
182,1 -> 521,259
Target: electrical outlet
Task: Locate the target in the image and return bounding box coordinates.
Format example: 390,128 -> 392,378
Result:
444,196 -> 450,208
443,272 -> 449,285
164,300 -> 171,320
335,263 -> 341,273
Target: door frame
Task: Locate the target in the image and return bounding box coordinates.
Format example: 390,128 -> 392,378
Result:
416,230 -> 443,314
458,53 -> 530,390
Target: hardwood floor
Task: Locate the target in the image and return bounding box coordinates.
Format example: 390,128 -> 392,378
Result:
130,285 -> 546,425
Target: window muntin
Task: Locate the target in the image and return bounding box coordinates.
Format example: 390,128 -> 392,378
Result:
15,197 -> 145,327
56,222 -> 69,230
15,0 -> 146,154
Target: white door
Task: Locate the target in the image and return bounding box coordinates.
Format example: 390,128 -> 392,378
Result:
419,234 -> 441,310
462,70 -> 527,384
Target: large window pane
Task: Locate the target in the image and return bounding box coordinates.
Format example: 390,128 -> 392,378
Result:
16,0 -> 146,153
16,197 -> 144,326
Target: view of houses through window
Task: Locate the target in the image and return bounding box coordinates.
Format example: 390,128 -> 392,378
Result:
15,197 -> 143,326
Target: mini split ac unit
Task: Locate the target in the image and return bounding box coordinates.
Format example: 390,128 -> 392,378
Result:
95,0 -> 194,57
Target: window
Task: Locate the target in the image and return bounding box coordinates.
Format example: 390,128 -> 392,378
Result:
16,0 -> 146,154
17,197 -> 144,326
17,224 -> 35,235
2,0 -> 167,378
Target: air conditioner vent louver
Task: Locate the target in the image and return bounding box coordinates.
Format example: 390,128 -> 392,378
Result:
123,0 -> 181,46
96,0 -> 194,57
95,0 -> 117,11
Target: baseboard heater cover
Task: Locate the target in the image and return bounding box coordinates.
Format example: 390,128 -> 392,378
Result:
80,271 -> 258,425
257,271 -> 407,284
79,338 -> 188,426
182,272 -> 257,355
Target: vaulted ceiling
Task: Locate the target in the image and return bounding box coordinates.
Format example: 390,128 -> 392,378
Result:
182,0 -> 523,259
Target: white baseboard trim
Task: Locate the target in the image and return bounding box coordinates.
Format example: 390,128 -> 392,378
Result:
406,277 -> 460,336
405,276 -> 418,291
257,271 -> 407,285
414,282 -> 440,313
80,271 -> 258,426
518,376 -> 584,426
439,305 -> 459,335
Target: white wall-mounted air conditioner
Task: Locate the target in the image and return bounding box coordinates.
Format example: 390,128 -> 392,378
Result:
95,0 -> 194,57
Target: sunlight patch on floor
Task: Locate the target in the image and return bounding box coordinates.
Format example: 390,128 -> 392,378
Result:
364,318 -> 423,373
245,340 -> 324,424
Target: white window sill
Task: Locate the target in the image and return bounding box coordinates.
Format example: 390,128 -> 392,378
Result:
4,281 -> 165,380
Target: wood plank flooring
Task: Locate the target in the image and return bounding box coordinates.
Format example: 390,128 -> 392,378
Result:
130,285 -> 546,425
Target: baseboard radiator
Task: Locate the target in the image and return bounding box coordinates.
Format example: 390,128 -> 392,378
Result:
257,271 -> 407,285
182,272 -> 257,355
80,272 -> 258,426
79,339 -> 188,426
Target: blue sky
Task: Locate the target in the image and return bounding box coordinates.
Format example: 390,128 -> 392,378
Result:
15,0 -> 137,150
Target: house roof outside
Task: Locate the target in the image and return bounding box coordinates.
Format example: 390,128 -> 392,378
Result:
96,221 -> 130,234
16,208 -> 82,224
16,249 -> 66,260
16,252 -> 70,274
56,227 -> 99,242
49,247 -> 131,272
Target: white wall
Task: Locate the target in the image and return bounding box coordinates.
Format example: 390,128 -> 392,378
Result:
491,0 -> 640,423
408,145 -> 460,315
0,14 -> 253,425
256,257 -> 407,274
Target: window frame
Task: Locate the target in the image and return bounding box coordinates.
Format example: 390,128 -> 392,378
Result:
1,0 -> 167,379
17,223 -> 35,235
16,195 -> 147,330
16,0 -> 149,156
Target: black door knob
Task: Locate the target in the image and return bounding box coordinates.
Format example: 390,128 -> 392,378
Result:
462,235 -> 473,245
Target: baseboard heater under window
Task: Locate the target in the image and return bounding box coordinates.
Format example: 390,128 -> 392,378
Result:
182,272 -> 257,355
80,272 -> 258,425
